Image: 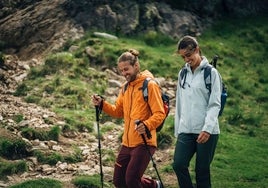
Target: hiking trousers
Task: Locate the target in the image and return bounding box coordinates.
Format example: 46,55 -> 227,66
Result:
113,145 -> 158,188
173,133 -> 218,188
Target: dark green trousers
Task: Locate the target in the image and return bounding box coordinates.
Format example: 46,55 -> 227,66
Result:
173,133 -> 218,188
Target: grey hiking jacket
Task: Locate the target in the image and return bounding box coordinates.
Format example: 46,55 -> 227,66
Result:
174,57 -> 221,137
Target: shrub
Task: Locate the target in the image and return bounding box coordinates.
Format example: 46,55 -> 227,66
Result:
43,52 -> 75,75
0,139 -> 31,160
21,126 -> 61,141
25,95 -> 41,103
9,178 -> 62,188
13,114 -> 24,123
34,151 -> 63,166
48,126 -> 61,141
13,83 -> 29,96
28,52 -> 75,78
34,149 -> 82,165
72,174 -> 103,188
0,160 -> 27,179
64,149 -> 83,163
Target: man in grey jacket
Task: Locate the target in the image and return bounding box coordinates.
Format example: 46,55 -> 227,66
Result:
173,36 -> 222,188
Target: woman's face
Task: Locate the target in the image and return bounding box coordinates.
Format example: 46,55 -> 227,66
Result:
118,61 -> 139,82
179,47 -> 201,71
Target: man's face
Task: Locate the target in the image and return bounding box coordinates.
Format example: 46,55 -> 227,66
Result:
118,61 -> 139,82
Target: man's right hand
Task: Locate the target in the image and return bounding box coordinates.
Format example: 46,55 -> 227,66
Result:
92,94 -> 103,106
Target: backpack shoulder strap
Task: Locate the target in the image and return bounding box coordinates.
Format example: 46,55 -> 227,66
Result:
203,65 -> 212,93
142,78 -> 152,102
179,67 -> 188,88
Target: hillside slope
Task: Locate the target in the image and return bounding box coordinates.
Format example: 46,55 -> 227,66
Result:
0,10 -> 268,188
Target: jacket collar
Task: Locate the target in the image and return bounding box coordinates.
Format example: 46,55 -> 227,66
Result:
185,56 -> 209,73
128,70 -> 154,86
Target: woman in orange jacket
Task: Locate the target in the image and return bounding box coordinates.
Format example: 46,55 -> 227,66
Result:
92,49 -> 165,188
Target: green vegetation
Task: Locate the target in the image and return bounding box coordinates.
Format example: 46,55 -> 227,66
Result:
21,125 -> 61,141
0,138 -> 31,160
0,159 -> 27,180
9,13 -> 268,187
72,174 -> 113,188
157,116 -> 175,149
9,178 -> 62,188
212,132 -> 268,188
33,149 -> 83,165
0,137 -> 30,179
13,114 -> 24,123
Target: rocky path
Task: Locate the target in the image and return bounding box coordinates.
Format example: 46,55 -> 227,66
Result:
0,55 -> 116,187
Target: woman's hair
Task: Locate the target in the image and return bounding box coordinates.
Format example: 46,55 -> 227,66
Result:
177,35 -> 201,55
117,49 -> 139,66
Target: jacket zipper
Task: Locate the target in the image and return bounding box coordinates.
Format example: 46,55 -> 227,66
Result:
126,85 -> 134,147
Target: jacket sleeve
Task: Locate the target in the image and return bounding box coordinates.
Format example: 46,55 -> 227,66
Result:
143,81 -> 166,131
102,89 -> 124,118
202,68 -> 221,133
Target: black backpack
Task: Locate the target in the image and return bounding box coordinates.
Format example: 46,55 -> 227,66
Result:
179,56 -> 227,116
123,78 -> 170,132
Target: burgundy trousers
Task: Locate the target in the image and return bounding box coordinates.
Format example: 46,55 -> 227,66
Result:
113,145 -> 157,188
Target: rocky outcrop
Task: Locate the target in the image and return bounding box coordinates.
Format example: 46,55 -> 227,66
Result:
63,1 -> 203,38
1,0 -> 267,61
0,0 -> 84,60
164,0 -> 268,18
1,0 -> 267,60
0,0 -> 202,60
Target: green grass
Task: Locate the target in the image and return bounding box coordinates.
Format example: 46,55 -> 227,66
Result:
9,178 -> 62,188
0,138 -> 31,160
72,174 -> 113,188
212,129 -> 268,187
9,13 -> 268,187
20,126 -> 61,141
0,158 -> 27,180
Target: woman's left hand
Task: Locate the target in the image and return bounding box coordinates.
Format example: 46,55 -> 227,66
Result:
197,131 -> 210,144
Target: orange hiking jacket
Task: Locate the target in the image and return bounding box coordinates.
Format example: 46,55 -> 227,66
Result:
102,70 -> 166,147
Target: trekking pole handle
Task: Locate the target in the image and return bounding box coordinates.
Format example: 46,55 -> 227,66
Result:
135,120 -> 152,139
93,94 -> 104,121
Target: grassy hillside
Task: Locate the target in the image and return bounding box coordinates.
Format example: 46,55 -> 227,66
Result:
4,13 -> 268,187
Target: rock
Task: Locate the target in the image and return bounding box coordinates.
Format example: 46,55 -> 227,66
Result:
93,32 -> 118,40
0,182 -> 8,187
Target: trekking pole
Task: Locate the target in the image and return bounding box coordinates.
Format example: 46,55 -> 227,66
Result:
95,105 -> 104,188
135,120 -> 164,188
